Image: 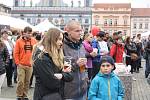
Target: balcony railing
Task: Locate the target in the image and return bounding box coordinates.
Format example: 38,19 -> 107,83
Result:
12,6 -> 91,12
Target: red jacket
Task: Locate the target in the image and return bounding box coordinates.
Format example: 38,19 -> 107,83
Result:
110,43 -> 124,63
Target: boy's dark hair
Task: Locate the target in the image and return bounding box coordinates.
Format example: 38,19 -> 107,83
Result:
96,31 -> 105,38
118,31 -> 122,34
100,56 -> 116,70
24,26 -> 32,33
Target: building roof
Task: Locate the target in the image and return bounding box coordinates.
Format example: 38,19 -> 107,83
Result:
0,3 -> 11,9
93,3 -> 131,8
131,8 -> 150,17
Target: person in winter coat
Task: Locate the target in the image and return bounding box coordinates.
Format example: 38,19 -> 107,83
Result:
125,37 -> 138,74
0,34 -> 10,94
63,20 -> 88,100
83,33 -> 96,80
1,29 -> 14,87
144,36 -> 150,78
32,28 -> 73,100
91,34 -> 101,78
88,56 -> 124,100
110,38 -> 124,63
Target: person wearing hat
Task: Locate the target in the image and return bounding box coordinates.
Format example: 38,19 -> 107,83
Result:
88,56 -> 124,100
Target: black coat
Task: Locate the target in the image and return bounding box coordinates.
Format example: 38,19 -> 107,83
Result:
33,49 -> 73,100
0,44 -> 10,75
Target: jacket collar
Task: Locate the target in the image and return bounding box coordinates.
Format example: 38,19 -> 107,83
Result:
97,71 -> 115,78
64,32 -> 82,50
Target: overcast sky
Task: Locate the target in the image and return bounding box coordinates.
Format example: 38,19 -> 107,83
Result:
0,0 -> 150,8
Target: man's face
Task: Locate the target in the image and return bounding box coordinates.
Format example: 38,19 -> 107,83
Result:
22,31 -> 32,39
68,25 -> 82,41
105,33 -> 109,38
118,33 -> 122,38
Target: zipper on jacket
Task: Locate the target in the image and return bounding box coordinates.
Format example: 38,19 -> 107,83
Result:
108,78 -> 111,100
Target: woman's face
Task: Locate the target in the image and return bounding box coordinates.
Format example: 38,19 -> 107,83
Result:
2,32 -> 8,40
56,33 -> 63,49
87,34 -> 93,42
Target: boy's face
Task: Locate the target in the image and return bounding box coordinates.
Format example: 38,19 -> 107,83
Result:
100,62 -> 114,74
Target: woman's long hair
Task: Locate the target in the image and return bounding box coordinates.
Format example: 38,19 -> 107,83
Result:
0,33 -> 5,48
33,28 -> 64,69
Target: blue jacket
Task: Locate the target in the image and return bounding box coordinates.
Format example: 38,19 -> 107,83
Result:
88,72 -> 124,100
91,39 -> 101,62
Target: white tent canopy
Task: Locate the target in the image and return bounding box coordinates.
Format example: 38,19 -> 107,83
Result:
0,15 -> 34,29
34,19 -> 61,32
141,31 -> 150,37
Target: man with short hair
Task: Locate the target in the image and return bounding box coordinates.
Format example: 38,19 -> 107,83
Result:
14,26 -> 37,100
63,20 -> 88,100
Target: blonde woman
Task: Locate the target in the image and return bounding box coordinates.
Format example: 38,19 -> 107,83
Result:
32,28 -> 73,100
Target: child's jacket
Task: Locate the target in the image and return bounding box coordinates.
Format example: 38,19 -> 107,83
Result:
88,72 -> 124,100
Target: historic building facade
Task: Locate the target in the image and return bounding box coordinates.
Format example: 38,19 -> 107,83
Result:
11,0 -> 92,30
92,3 -> 131,36
11,6 -> 91,30
0,4 -> 11,16
131,8 -> 150,37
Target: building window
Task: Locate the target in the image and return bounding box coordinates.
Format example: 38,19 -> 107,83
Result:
109,19 -> 112,26
145,23 -> 149,29
124,19 -> 127,25
133,23 -> 137,29
20,14 -> 24,20
139,23 -> 143,29
104,19 -> 107,26
95,19 -> 99,25
85,19 -> 89,24
15,0 -> 18,7
124,30 -> 127,35
38,14 -> 41,17
37,18 -> 41,24
114,30 -> 117,32
109,30 -> 112,34
27,18 -> 31,23
114,19 -> 118,26
104,30 -> 107,32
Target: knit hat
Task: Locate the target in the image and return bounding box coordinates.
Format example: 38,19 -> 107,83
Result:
100,56 -> 116,70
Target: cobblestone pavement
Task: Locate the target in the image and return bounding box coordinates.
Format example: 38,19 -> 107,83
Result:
0,59 -> 150,100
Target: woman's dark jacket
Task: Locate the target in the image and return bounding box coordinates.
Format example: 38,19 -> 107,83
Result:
145,41 -> 150,77
125,42 -> 137,65
33,49 -> 73,100
0,44 -> 10,75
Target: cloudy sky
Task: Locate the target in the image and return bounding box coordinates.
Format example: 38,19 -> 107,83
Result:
0,0 -> 150,8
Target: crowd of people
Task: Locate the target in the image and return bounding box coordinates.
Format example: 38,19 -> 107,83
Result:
0,20 -> 150,100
